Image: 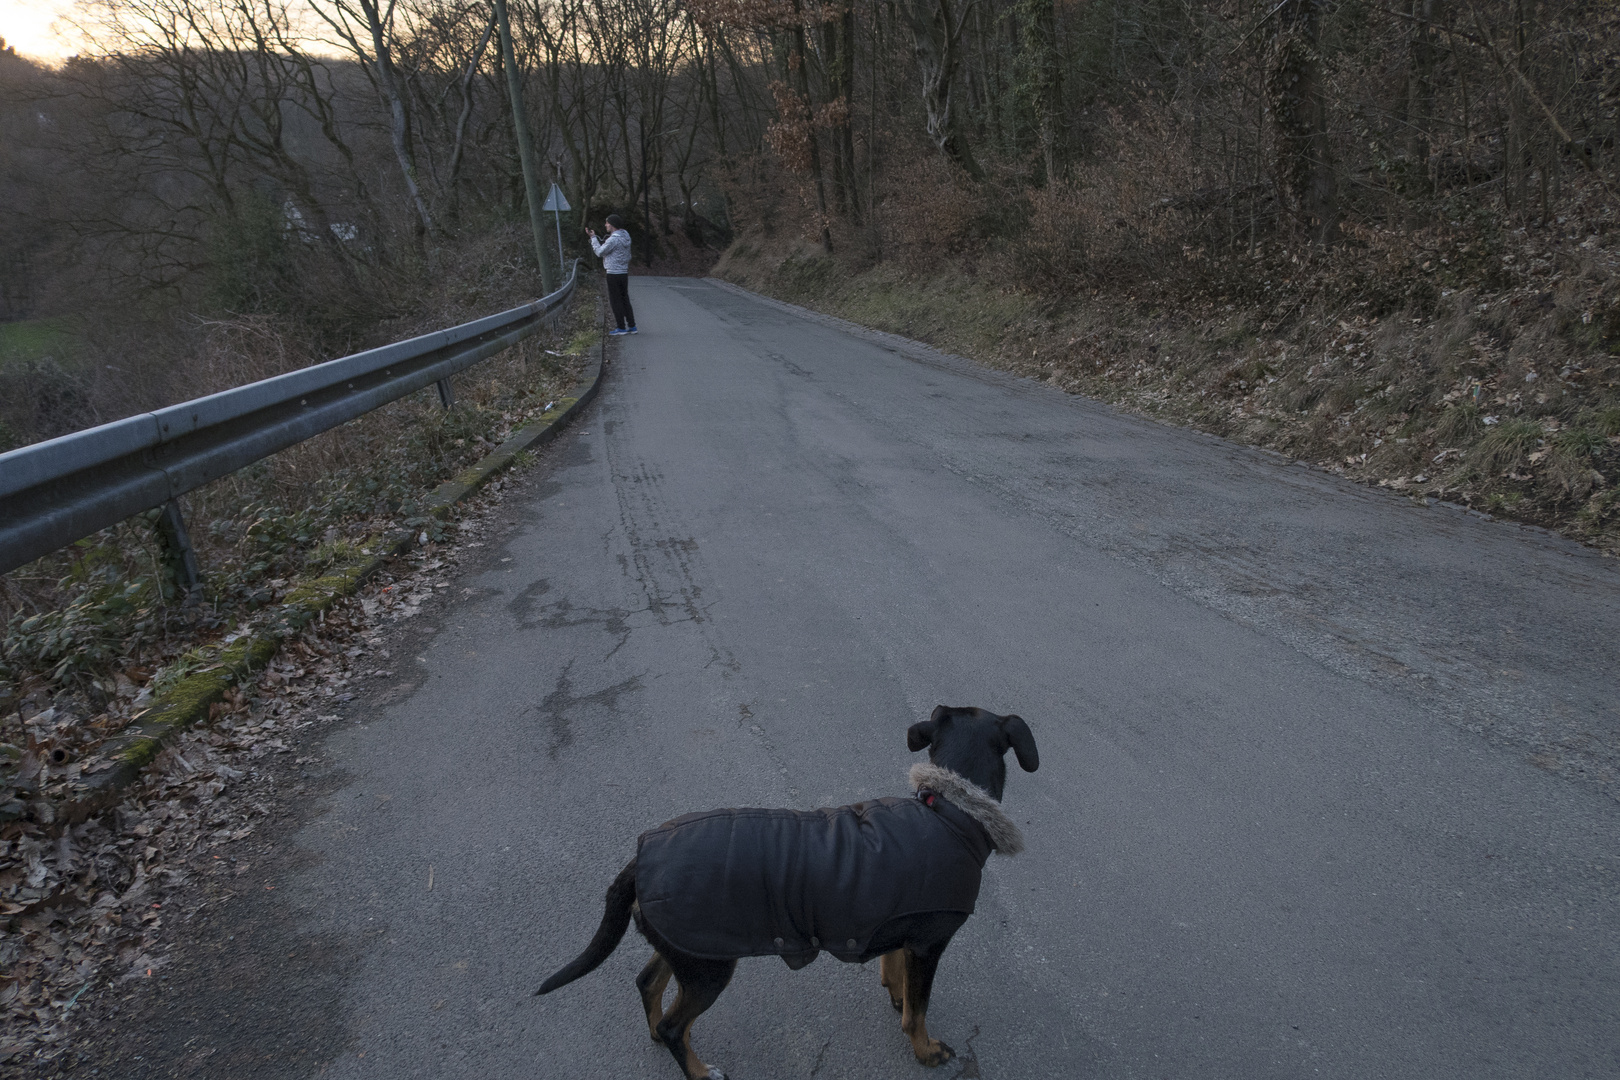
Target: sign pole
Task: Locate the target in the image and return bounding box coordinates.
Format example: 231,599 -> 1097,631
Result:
541,182 -> 572,279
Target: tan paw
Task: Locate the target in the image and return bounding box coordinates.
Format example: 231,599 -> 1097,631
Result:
916,1039 -> 955,1067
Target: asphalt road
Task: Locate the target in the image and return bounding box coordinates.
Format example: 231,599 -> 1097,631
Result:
236,279 -> 1618,1079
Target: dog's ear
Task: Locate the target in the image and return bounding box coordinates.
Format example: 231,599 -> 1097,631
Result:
907,719 -> 938,752
1000,715 -> 1039,772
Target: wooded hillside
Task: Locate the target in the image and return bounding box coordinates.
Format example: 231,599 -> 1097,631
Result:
3,1 -> 1613,324
2,0 -> 1619,530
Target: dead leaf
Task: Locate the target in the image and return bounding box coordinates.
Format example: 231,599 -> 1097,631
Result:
14,751 -> 42,786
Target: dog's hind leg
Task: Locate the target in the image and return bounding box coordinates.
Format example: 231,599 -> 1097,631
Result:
636,953 -> 674,1042
900,946 -> 955,1067
879,949 -> 906,1012
654,957 -> 736,1080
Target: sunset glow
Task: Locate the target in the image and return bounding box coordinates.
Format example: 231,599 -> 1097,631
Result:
1,0 -> 89,62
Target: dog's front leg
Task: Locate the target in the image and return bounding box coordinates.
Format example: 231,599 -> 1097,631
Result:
637,953 -> 674,1041
900,946 -> 954,1066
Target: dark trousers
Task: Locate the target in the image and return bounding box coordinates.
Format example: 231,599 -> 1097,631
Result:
606,273 -> 635,329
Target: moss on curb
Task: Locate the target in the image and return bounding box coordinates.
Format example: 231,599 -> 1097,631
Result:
122,637 -> 279,753
282,555 -> 387,613
424,392 -> 587,513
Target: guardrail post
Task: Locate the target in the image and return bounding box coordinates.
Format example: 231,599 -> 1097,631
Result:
153,499 -> 201,595
436,378 -> 455,409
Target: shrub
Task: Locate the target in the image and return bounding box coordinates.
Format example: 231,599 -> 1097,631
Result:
1433,402 -> 1484,446
1578,406 -> 1620,437
1467,419 -> 1542,476
1547,427 -> 1609,496
2,566 -> 157,684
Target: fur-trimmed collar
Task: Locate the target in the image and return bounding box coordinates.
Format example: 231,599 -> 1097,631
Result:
908,762 -> 1025,856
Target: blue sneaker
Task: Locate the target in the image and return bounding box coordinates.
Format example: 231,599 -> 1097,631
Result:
608,328 -> 628,336
627,326 -> 639,334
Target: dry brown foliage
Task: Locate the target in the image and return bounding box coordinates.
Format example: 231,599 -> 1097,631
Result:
0,478 -> 531,1068
766,80 -> 817,174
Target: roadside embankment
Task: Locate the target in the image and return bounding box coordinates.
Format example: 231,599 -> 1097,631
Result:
2,334 -> 603,831
0,333 -> 606,1067
714,232 -> 1620,555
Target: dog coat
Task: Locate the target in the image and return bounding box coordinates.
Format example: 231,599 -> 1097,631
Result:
634,763 -> 1024,967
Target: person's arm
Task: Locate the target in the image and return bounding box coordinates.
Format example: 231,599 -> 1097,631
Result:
589,233 -> 605,256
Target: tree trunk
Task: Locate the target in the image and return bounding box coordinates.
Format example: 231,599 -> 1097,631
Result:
1268,0 -> 1338,243
495,0 -> 560,291
446,13 -> 498,223
841,6 -> 861,223
820,5 -> 861,224
787,5 -> 834,251
1016,0 -> 1061,183
356,0 -> 435,240
1407,0 -> 1439,194
901,0 -> 983,179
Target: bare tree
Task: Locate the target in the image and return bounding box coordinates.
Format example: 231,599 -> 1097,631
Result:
1268,0 -> 1338,242
898,0 -> 982,178
310,0 -> 437,238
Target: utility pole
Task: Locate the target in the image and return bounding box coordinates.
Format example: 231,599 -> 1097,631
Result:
494,0 -> 559,292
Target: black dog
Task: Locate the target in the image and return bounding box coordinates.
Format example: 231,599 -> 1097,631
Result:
537,705 -> 1039,1080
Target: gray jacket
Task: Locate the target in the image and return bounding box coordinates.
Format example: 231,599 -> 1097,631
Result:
591,228 -> 631,274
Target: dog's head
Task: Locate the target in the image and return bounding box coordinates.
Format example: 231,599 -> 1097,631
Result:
907,706 -> 1038,801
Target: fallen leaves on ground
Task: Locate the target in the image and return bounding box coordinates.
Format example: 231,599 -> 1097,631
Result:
0,479 -> 518,1067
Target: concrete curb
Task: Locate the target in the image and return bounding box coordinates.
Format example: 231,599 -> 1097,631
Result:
48,342 -> 606,828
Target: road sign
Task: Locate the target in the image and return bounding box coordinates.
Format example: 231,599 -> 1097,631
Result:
542,183 -> 571,270
541,183 -> 571,212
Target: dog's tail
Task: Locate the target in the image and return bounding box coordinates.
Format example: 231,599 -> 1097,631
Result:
536,858 -> 638,995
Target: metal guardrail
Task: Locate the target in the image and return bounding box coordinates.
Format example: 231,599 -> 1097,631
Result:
0,260 -> 581,579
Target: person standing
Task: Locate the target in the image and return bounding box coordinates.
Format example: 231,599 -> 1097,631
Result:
587,214 -> 637,335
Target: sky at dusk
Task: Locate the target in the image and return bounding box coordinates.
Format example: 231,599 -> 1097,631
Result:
2,1 -> 339,64
3,0 -> 88,62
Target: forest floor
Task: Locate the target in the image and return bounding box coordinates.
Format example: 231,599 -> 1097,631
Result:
714,211 -> 1620,556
